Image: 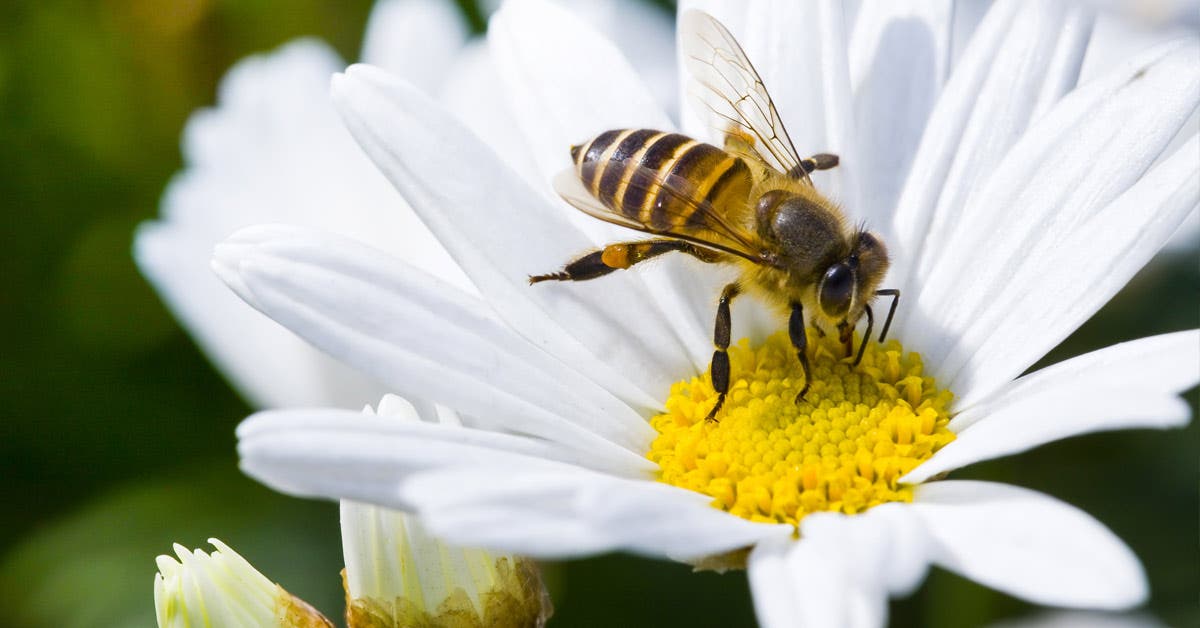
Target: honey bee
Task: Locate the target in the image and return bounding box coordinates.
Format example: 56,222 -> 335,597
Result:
530,10 -> 899,421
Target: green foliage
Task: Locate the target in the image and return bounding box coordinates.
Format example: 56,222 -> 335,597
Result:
1,466 -> 343,627
0,1 -> 1194,626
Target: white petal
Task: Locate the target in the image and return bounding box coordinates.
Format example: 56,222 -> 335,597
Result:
171,41 -> 472,292
238,412 -> 596,513
747,514 -> 895,628
331,64 -> 693,409
905,331 -> 1198,483
1078,13 -> 1200,255
213,224 -> 656,456
947,0 -> 993,67
956,329 -> 1200,426
490,0 -> 671,187
572,0 -> 681,120
489,0 -> 713,365
912,481 -> 1147,609
849,504 -> 935,596
359,0 -> 468,93
438,42 -> 543,189
849,0 -> 954,239
757,0 -> 859,209
401,465 -> 791,561
238,408 -> 649,494
240,404 -> 788,561
934,121 -> 1200,405
746,537 -> 808,628
891,0 -> 1094,290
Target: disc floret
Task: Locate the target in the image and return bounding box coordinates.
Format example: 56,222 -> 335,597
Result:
648,331 -> 954,526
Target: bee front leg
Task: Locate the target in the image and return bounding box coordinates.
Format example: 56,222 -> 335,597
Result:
704,283 -> 741,423
789,301 -> 812,403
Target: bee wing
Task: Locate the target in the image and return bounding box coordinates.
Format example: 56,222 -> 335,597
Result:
552,167 -> 773,266
679,10 -> 811,185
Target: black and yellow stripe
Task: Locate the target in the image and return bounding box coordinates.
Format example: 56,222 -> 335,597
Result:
572,129 -> 751,232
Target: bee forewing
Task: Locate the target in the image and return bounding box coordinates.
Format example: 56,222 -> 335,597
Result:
679,10 -> 810,184
552,167 -> 648,233
552,165 -> 768,264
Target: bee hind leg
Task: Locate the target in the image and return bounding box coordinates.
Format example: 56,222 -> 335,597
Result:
704,283 -> 741,423
802,153 -> 839,172
528,249 -> 615,284
529,239 -> 721,284
789,301 -> 813,403
786,154 -> 839,180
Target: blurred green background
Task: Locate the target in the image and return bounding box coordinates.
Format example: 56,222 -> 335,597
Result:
0,1 -> 1195,626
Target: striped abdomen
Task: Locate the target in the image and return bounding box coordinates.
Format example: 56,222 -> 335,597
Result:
571,129 -> 752,231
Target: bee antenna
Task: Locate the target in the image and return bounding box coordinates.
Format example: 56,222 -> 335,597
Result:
854,304 -> 873,366
874,289 -> 900,342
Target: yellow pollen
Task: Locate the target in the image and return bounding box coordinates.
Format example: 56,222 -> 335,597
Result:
647,330 -> 955,527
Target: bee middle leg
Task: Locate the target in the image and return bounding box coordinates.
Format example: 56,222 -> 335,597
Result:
529,239 -> 720,284
704,283 -> 740,423
789,301 -> 813,403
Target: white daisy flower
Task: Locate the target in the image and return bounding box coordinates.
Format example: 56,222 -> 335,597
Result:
216,0 -> 1197,626
154,539 -> 334,628
342,394 -> 551,627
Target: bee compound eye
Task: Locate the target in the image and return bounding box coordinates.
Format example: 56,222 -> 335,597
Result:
819,263 -> 854,318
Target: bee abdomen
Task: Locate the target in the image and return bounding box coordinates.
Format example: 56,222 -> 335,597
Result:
573,129 -> 751,231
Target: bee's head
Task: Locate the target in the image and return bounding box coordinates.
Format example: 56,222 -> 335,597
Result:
817,230 -> 889,329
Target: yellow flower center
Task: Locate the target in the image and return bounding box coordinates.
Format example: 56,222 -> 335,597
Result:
647,330 -> 955,527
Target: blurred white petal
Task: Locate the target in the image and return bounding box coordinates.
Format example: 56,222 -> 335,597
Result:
138,34 -> 473,409
137,41 -> 390,408
360,0 -> 468,92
